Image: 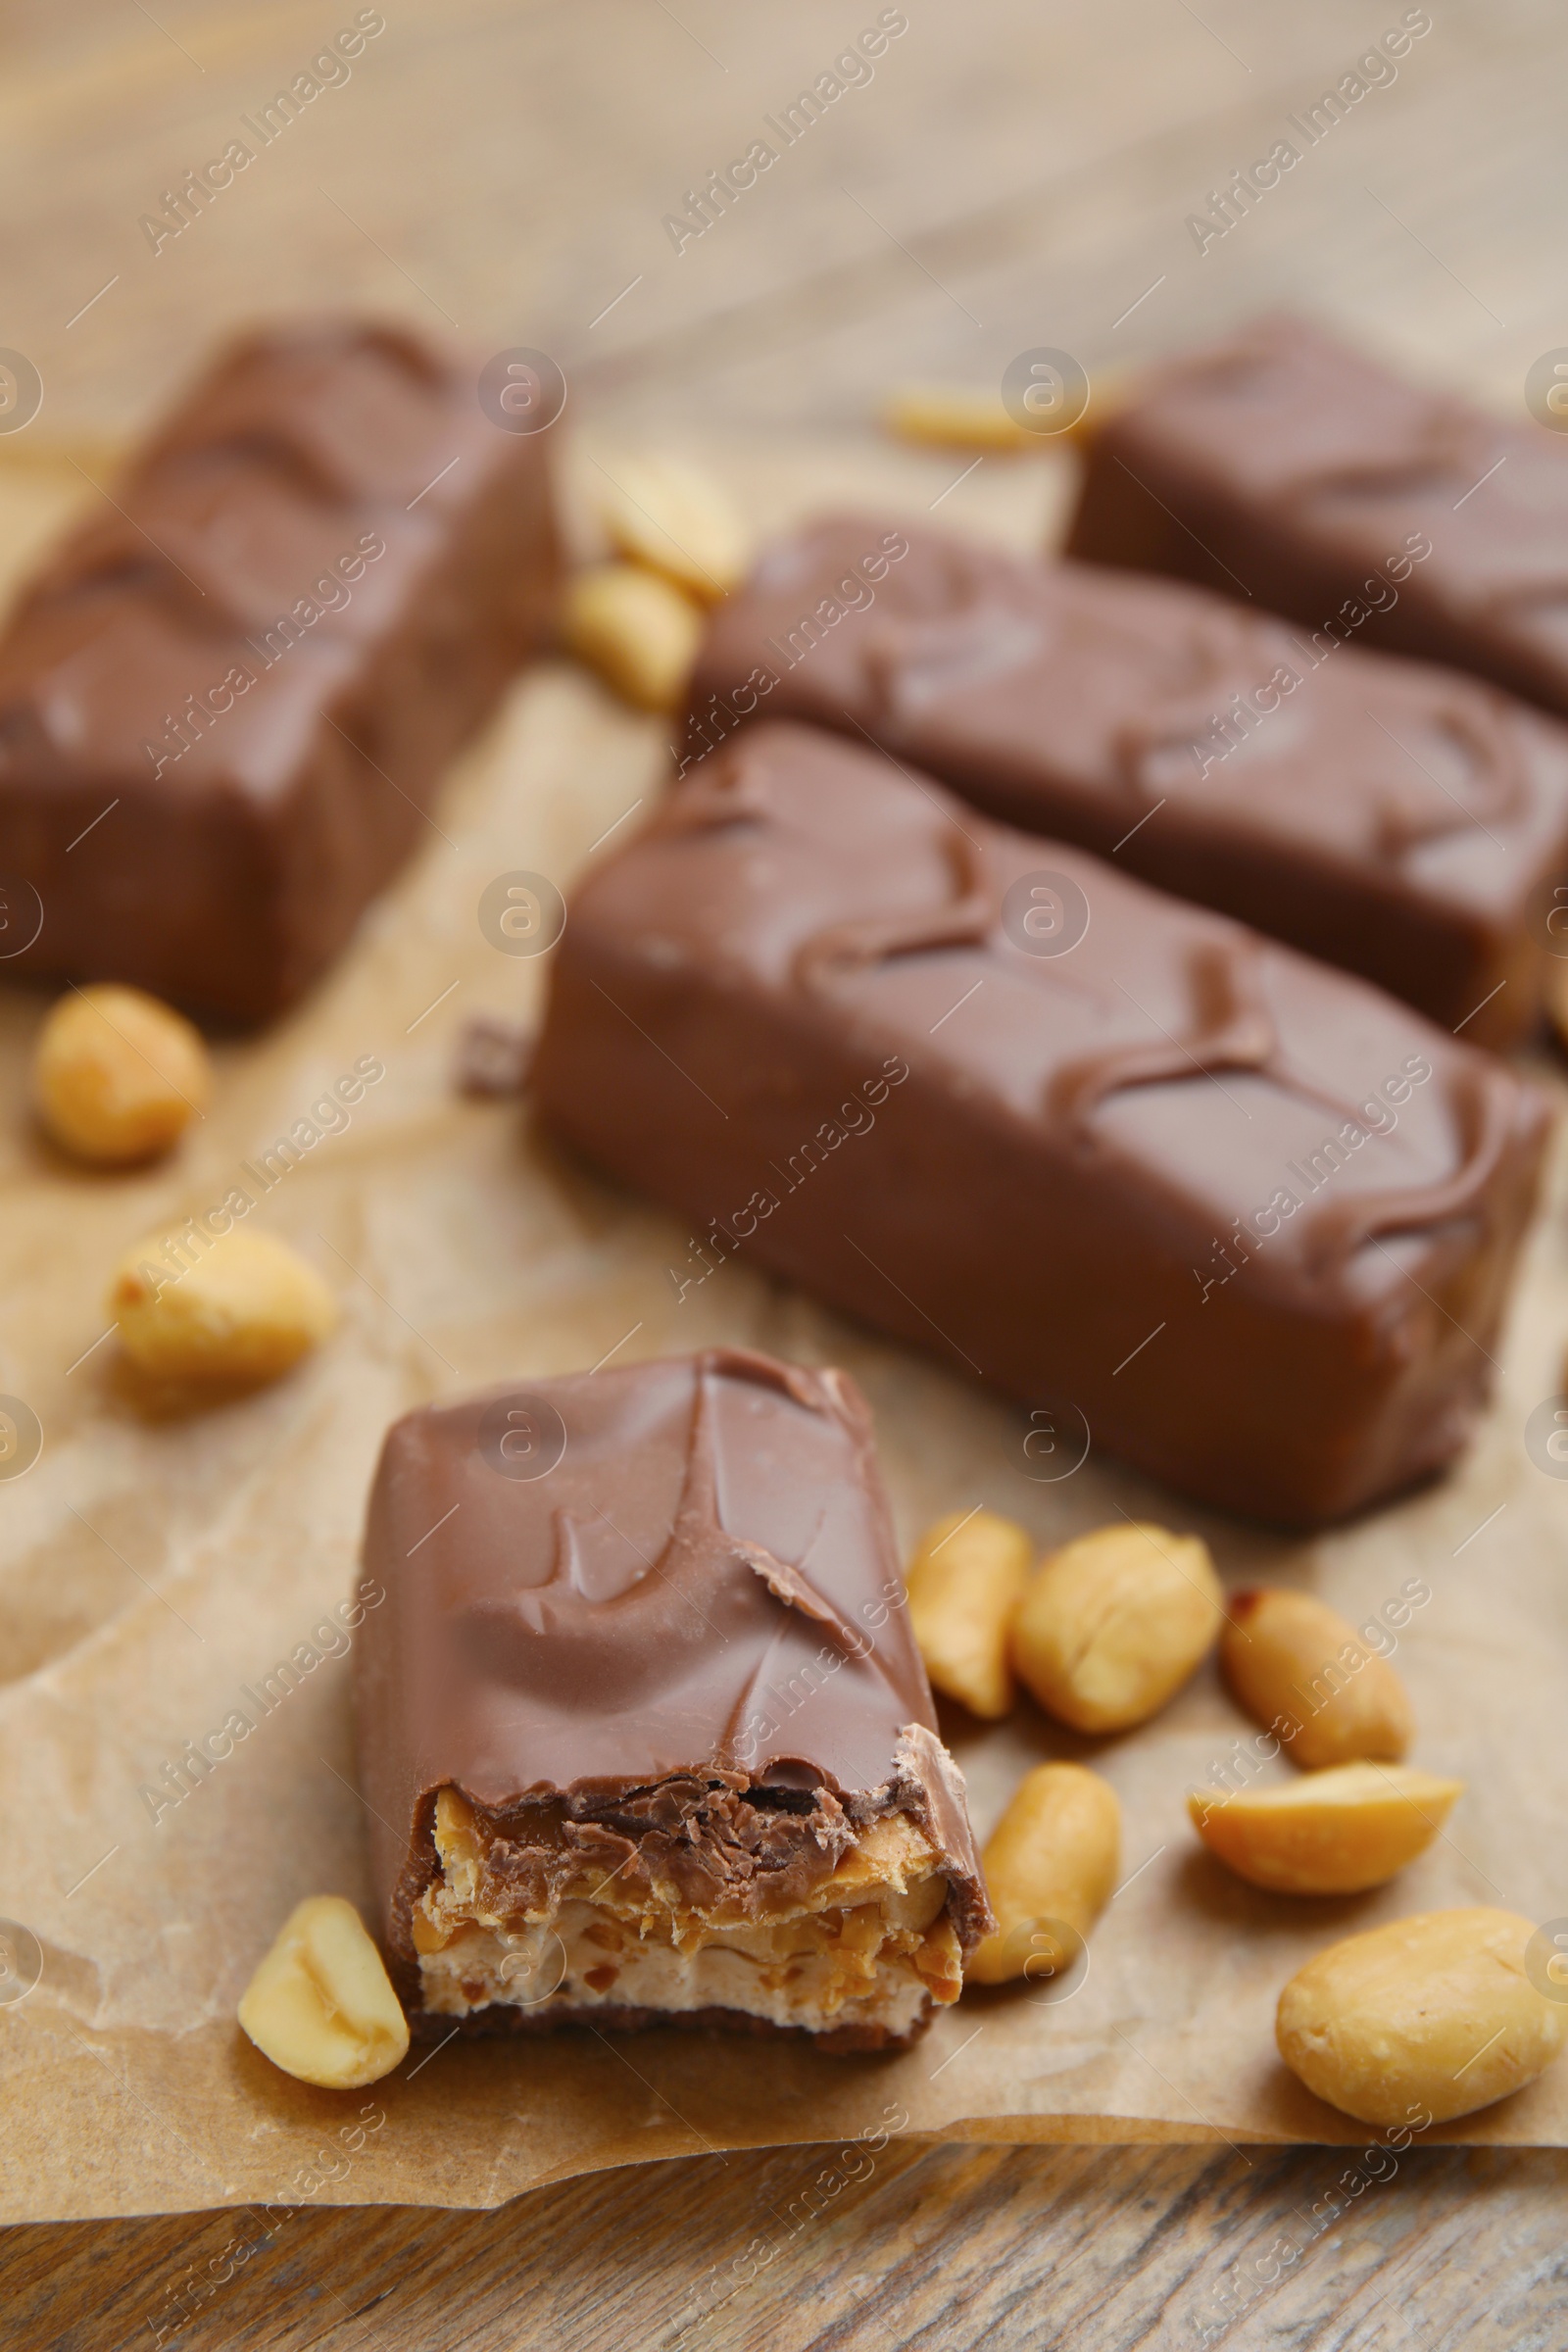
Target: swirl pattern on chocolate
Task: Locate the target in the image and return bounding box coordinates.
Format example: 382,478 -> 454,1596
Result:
534,721 -> 1549,1524
686,514 -> 1568,1046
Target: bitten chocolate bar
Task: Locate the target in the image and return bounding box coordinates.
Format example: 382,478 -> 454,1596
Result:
1066,313 -> 1568,725
534,722 -> 1548,1527
0,320 -> 560,1022
355,1348 -> 990,2049
685,517 -> 1568,1049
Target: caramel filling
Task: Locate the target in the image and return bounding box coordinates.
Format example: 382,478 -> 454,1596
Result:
413,1788 -> 963,2034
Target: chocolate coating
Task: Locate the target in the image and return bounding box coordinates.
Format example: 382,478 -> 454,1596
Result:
0,319 -> 561,1023
1066,313 -> 1568,724
686,516 -> 1568,1048
355,1347 -> 989,2032
533,721 -> 1548,1527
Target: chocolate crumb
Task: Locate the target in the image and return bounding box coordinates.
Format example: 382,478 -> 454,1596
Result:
457,1016 -> 535,1099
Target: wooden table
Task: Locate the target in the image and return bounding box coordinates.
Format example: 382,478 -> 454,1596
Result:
9,2140 -> 1567,2349
5,1 -> 1567,2341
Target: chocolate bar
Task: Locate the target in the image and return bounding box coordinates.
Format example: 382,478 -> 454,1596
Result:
533,721 -> 1548,1527
0,319 -> 561,1023
354,1348 -> 989,2048
1066,313 -> 1568,725
684,517 -> 1568,1049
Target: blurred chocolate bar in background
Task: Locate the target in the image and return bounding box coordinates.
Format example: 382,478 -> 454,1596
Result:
0,320 -> 561,1023
1066,313 -> 1568,723
685,517 -> 1568,1048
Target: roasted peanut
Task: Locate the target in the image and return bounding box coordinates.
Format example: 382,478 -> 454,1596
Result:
560,563 -> 705,712
906,1508 -> 1033,1719
1188,1762 -> 1463,1894
34,984 -> 209,1165
883,383 -> 1037,454
238,1895 -> 410,2088
111,1229 -> 337,1383
968,1761 -> 1120,1985
1011,1521 -> 1223,1734
594,453 -> 749,602
1222,1588 -> 1412,1769
1277,1907 -> 1567,2127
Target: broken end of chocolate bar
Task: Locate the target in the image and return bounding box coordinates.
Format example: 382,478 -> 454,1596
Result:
410,1744 -> 969,2050
355,1348 -> 991,2050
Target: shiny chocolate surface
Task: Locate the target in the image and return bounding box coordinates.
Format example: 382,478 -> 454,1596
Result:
1067,313 -> 1568,730
0,318 -> 560,1022
686,515 -> 1568,1046
533,721 -> 1548,1526
355,1347 -> 987,2012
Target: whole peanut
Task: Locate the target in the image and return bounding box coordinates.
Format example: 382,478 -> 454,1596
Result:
1222,1588 -> 1412,1769
967,1761 -> 1121,1986
1277,1908 -> 1567,2127
111,1228 -> 337,1383
34,984 -> 209,1165
560,564 -> 704,712
906,1508 -> 1033,1719
1011,1521 -> 1222,1734
883,384 -> 1037,453
595,454 -> 749,602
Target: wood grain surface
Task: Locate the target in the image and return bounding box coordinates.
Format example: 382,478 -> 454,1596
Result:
8,2142 -> 1568,2350
5,0 -> 1568,2343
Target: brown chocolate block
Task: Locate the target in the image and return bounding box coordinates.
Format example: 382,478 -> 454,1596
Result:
354,1348 -> 990,2047
0,319 -> 561,1023
685,516 -> 1568,1049
1065,313 -> 1568,724
533,721 -> 1548,1528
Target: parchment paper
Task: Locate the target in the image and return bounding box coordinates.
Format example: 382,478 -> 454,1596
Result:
1,432 -> 1565,2226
